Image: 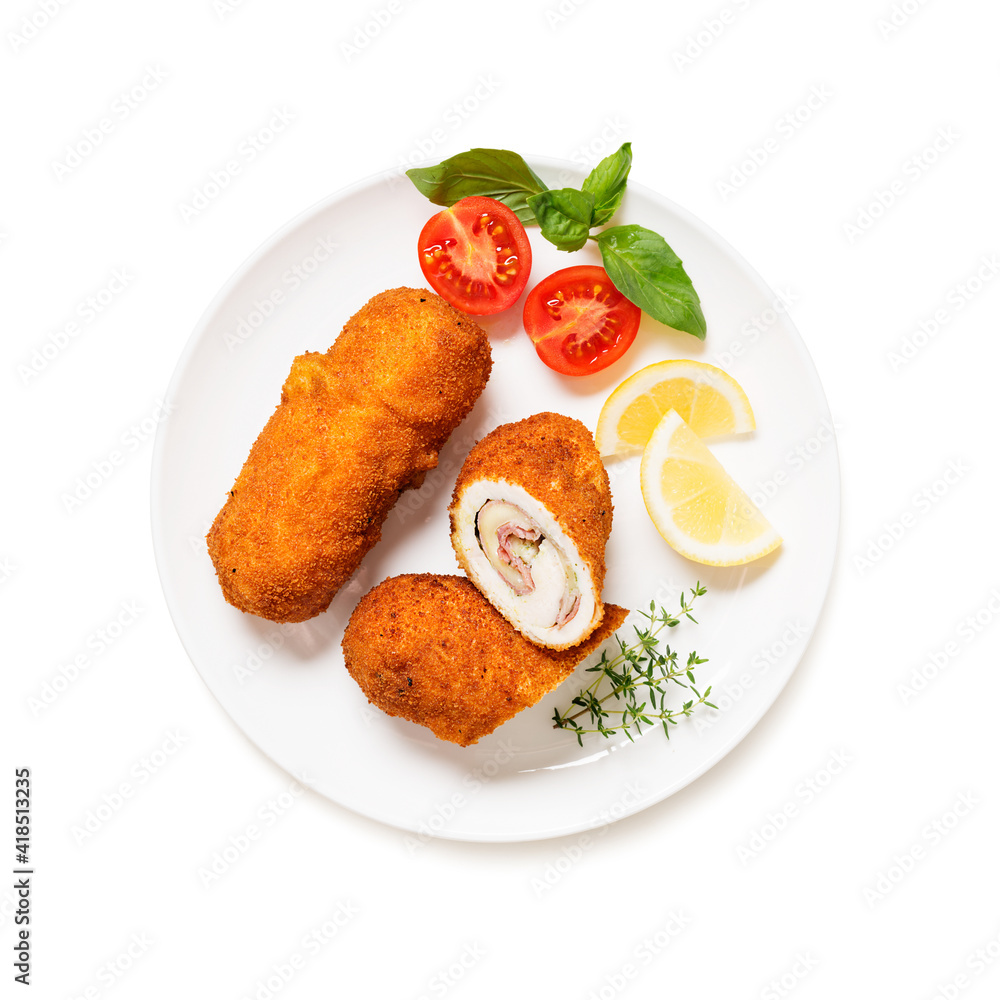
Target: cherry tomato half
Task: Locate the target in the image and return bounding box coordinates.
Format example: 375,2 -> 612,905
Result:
417,196 -> 532,315
522,265 -> 641,376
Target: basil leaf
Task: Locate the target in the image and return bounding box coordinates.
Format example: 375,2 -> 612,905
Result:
527,187 -> 595,252
581,141 -> 632,227
405,148 -> 548,224
596,224 -> 707,339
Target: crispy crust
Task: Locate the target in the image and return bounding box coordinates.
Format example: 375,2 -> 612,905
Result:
342,573 -> 628,746
206,288 -> 491,623
448,411 -> 613,646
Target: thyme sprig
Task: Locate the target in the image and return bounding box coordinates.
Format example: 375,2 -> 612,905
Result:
553,584 -> 715,746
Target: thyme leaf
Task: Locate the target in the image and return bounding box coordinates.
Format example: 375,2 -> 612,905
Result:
553,583 -> 714,746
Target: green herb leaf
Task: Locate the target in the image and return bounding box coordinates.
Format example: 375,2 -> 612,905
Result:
552,586 -> 711,741
596,224 -> 707,339
581,141 -> 632,226
527,188 -> 595,252
405,148 -> 548,224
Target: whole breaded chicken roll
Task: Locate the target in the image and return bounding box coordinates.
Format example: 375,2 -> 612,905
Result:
343,573 -> 628,746
449,411 -> 613,650
207,288 -> 491,623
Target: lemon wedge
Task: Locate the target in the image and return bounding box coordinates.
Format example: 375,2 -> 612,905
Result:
640,410 -> 781,566
596,360 -> 755,457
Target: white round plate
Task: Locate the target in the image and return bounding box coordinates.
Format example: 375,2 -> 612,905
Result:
151,158 -> 840,843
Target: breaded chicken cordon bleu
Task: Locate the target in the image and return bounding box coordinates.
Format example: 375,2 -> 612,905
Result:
342,573 -> 628,746
449,412 -> 613,650
207,288 -> 491,623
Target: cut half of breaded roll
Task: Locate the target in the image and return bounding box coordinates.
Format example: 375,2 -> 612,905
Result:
449,411 -> 613,650
342,574 -> 628,746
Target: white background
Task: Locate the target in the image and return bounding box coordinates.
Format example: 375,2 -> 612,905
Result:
4,0 -> 999,997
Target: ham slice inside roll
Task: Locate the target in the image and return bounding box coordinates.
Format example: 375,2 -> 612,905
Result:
474,498 -> 581,628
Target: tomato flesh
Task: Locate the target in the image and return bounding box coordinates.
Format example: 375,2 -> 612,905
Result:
418,196 -> 532,315
522,265 -> 641,376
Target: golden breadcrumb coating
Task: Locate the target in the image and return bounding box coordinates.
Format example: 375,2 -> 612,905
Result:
342,573 -> 628,746
206,288 -> 491,623
449,411 -> 614,647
